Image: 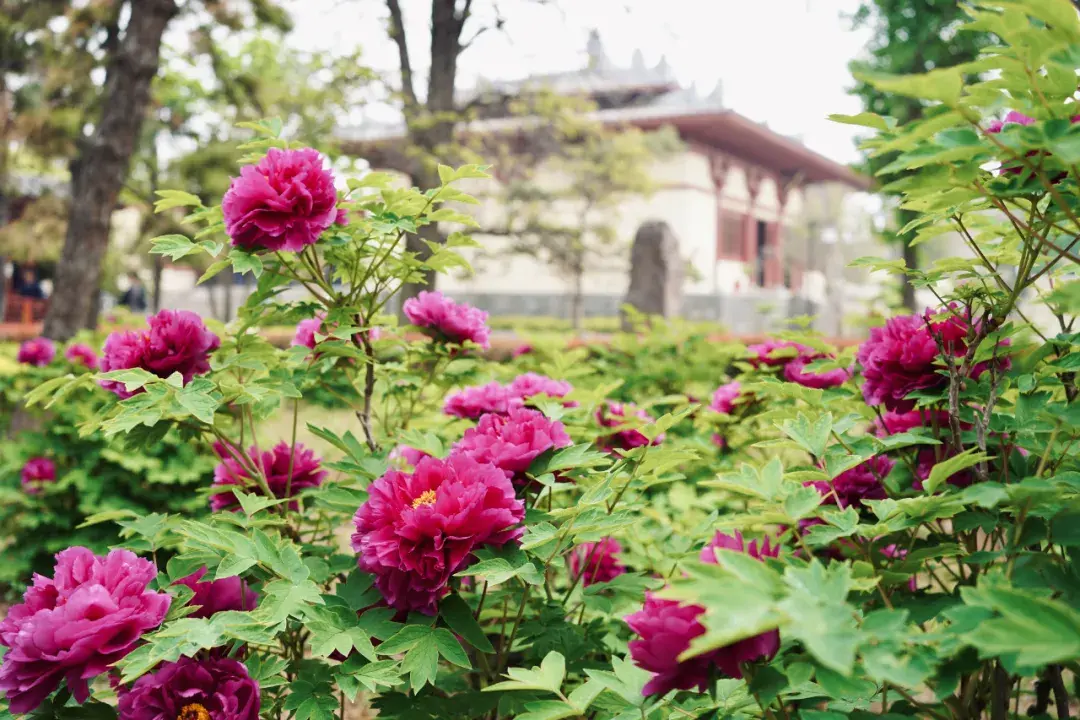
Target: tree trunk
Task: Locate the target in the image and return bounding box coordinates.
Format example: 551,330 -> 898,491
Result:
222,273 -> 233,321
151,255 -> 164,312
897,208 -> 919,311
42,0 -> 177,341
570,257 -> 585,331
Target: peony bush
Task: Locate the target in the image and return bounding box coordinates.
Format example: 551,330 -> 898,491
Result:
5,6 -> 1080,719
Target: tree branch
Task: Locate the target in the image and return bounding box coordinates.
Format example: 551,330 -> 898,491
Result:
385,0 -> 418,112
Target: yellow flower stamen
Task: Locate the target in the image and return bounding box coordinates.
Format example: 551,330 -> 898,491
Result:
178,703 -> 211,720
412,489 -> 437,509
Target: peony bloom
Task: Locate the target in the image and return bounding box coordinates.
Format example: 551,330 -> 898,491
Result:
508,372 -> 574,403
808,455 -> 894,508
512,344 -> 534,358
292,314 -> 326,350
596,401 -> 662,451
20,457 -> 56,495
709,382 -> 741,414
627,531 -> 779,696
856,307 -> 1006,412
0,547 -> 170,713
444,382 -> 521,420
173,567 -> 258,618
64,343 -> 98,370
403,291 -> 491,349
210,441 -> 327,512
100,310 -> 220,399
221,147 -> 338,252
747,340 -> 809,368
783,357 -> 851,389
389,445 -> 431,469
351,454 -> 525,614
17,337 -> 55,367
453,407 -> 572,486
117,655 -> 259,720
569,538 -> 626,586
986,110 -> 1035,134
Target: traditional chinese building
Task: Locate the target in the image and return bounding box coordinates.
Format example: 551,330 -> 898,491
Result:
339,32 -> 879,333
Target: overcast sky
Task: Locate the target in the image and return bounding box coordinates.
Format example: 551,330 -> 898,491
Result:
284,0 -> 874,165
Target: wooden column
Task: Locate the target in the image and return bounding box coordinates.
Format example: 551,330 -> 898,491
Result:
743,168 -> 765,283
765,176 -> 797,288
709,154 -> 731,260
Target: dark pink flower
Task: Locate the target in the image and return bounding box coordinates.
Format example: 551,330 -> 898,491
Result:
627,532 -> 779,696
0,547 -> 170,713
783,357 -> 851,389
596,401 -> 662,451
569,538 -> 625,586
292,314 -> 326,350
17,337 -> 55,367
444,382 -> 521,420
389,445 -> 431,469
747,340 -> 809,368
351,454 -> 525,614
117,655 -> 259,720
173,568 -> 258,618
986,110 -> 1035,134
64,343 -> 98,370
334,208 -> 349,226
873,409 -> 953,437
856,308 -> 1005,412
808,456 -> 894,508
512,344 -> 534,358
20,457 -> 56,495
709,382 -> 741,414
508,373 -> 573,402
403,291 -> 491,348
100,310 -> 220,399
222,147 -> 338,252
210,441 -> 327,512
453,407 -> 572,486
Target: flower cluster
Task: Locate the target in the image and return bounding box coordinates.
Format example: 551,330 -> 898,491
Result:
626,532 -> 779,696
118,656 -> 260,720
454,407 -> 572,487
0,548 -> 170,713
222,147 -> 339,252
404,290 -> 491,348
100,310 -> 220,399
444,374 -> 574,419
20,457 -> 56,495
748,339 -> 849,389
17,337 -> 55,367
595,401 -> 662,451
351,454 -> 525,614
210,441 -> 327,511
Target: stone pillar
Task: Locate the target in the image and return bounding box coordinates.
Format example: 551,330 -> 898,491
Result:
621,221 -> 684,329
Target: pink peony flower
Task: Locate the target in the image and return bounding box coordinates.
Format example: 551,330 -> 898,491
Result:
389,445 -> 431,469
512,344 -> 534,358
596,401 -> 662,451
100,310 -> 220,399
221,147 -> 338,252
64,343 -> 98,370
627,531 -> 779,696
569,538 -> 626,586
986,110 -> 1035,134
210,441 -> 327,512
403,291 -> 491,349
808,455 -> 894,508
508,372 -> 574,404
20,457 -> 56,495
351,454 -> 525,614
453,407 -> 572,486
856,307 -> 1006,412
783,357 -> 851,389
444,382 -> 521,420
117,655 -> 259,720
0,547 -> 170,713
709,382 -> 741,414
292,314 -> 326,350
747,340 -> 810,368
17,337 -> 55,367
173,567 -> 258,618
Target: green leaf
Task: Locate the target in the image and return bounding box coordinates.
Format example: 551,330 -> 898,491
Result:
150,234 -> 198,260
828,112 -> 891,130
485,651 -> 566,694
778,412 -> 833,458
433,628 -> 471,668
439,593 -> 495,653
860,66 -> 963,104
153,189 -> 203,213
229,249 -> 263,278
924,450 -> 991,493
963,585 -> 1080,666
401,633 -> 440,690
198,259 -> 231,285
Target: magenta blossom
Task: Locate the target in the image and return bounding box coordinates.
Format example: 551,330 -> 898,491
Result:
20,457 -> 56,495
117,655 -> 259,720
403,291 -> 491,348
453,407 -> 572,486
569,538 -> 626,586
709,382 -> 741,414
627,531 -> 779,696
444,382 -> 522,420
856,307 -> 1007,412
783,357 -> 851,389
0,548 -> 170,713
292,313 -> 326,350
512,344 -> 534,358
222,147 -> 338,252
173,567 -> 258,618
100,310 -> 220,399
210,441 -> 327,512
986,110 -> 1035,134
64,343 -> 98,370
747,340 -> 810,368
351,454 -> 525,614
17,337 -> 55,367
596,401 -> 662,451
508,372 -> 574,403
808,456 -> 894,508
389,445 -> 431,469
